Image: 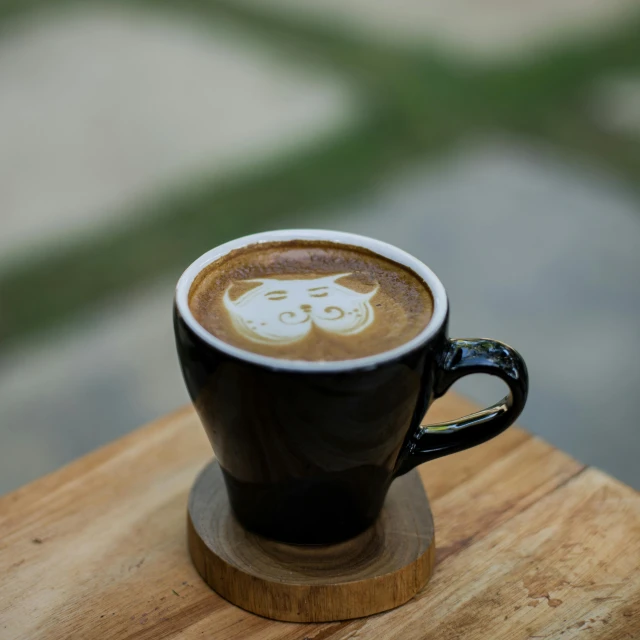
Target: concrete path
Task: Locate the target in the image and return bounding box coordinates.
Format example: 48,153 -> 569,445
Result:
0,5 -> 355,265
0,280 -> 187,493
236,0 -> 640,61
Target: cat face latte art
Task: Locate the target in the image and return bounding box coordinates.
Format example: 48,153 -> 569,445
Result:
188,239 -> 434,361
222,274 -> 378,346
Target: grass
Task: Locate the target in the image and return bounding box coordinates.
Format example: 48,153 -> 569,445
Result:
1,0 -> 639,345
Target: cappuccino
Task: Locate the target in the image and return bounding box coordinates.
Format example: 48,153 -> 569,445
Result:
189,240 -> 433,361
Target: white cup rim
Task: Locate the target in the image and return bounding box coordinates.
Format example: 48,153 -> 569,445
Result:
175,229 -> 448,372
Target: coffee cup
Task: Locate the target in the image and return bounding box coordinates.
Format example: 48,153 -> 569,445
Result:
174,229 -> 528,544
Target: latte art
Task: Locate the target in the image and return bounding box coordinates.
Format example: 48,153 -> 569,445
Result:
188,239 -> 433,361
223,274 -> 378,345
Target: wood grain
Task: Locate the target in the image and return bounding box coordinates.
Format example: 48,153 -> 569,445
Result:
328,468 -> 640,640
187,461 -> 434,622
0,393 -> 638,640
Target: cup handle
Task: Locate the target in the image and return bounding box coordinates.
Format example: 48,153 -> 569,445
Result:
395,338 -> 529,476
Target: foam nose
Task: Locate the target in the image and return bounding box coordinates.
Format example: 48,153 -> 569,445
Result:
300,304 -> 312,312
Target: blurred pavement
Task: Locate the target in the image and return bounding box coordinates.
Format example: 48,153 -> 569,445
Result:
0,281 -> 186,490
0,5 -> 355,265
236,0 -> 640,61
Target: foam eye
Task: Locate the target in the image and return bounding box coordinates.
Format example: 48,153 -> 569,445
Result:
265,290 -> 288,300
308,286 -> 329,298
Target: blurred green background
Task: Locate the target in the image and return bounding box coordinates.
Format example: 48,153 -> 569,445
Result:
1,0 -> 639,493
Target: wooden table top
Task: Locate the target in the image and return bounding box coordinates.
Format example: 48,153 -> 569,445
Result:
1,393 -> 638,639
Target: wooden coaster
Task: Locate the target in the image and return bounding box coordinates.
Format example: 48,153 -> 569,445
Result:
187,461 -> 435,622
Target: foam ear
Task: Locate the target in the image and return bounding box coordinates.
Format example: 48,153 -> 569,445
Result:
332,273 -> 379,299
222,286 -> 235,309
363,284 -> 380,301
223,280 -> 264,305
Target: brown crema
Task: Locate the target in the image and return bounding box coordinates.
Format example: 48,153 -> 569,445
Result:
188,240 -> 434,361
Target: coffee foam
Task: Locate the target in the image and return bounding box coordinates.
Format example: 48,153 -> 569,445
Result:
189,240 -> 434,361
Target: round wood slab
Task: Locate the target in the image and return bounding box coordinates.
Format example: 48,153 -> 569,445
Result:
187,461 -> 435,622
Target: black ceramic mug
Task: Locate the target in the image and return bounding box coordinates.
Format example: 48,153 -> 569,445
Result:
174,230 -> 528,544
